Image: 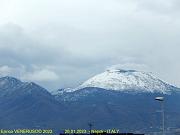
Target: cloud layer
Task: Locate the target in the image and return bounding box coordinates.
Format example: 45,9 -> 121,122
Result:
0,0 -> 180,90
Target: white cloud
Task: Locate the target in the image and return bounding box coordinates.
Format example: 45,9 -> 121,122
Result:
0,65 -> 13,76
21,69 -> 59,82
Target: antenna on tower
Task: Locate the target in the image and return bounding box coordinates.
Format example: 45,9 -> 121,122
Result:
88,122 -> 93,135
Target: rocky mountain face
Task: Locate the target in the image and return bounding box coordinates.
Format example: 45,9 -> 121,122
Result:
53,69 -> 180,134
0,69 -> 180,134
0,76 -> 65,132
55,87 -> 180,132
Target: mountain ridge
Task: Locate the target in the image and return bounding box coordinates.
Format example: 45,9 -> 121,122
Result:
74,69 -> 177,94
0,73 -> 180,134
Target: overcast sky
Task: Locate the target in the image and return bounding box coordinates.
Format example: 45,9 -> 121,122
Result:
0,0 -> 180,91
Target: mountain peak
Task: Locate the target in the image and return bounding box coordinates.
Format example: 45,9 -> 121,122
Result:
106,69 -> 137,73
76,69 -> 175,94
22,82 -> 48,92
0,76 -> 22,89
0,76 -> 50,96
0,76 -> 21,82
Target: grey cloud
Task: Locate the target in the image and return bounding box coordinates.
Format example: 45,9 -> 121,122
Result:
136,0 -> 180,14
0,0 -> 180,90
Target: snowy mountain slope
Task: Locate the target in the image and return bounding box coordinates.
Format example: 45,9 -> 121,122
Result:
75,69 -> 176,94
51,88 -> 73,95
52,71 -> 180,133
1,75 -> 180,133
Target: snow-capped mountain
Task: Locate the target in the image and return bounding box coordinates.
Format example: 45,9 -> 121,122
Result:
52,69 -> 180,133
76,69 -> 176,94
0,75 -> 180,134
